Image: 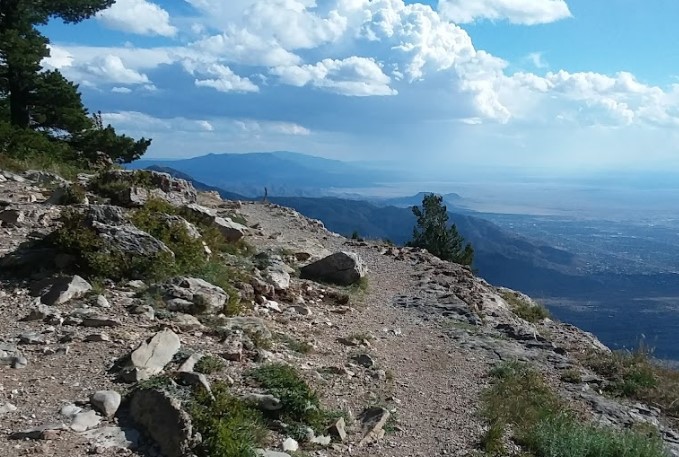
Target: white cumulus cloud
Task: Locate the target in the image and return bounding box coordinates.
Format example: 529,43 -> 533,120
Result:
188,63 -> 260,93
97,0 -> 177,36
438,0 -> 572,25
272,57 -> 397,96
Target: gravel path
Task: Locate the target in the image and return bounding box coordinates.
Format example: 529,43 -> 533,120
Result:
240,202 -> 487,456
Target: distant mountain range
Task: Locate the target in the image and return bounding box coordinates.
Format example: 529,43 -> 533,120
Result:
131,151 -> 403,197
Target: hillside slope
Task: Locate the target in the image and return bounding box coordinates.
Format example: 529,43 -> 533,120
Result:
0,169 -> 676,457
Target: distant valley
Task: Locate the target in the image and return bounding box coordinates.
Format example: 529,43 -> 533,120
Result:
135,152 -> 679,361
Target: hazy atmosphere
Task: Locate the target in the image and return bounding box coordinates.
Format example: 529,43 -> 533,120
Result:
41,0 -> 679,172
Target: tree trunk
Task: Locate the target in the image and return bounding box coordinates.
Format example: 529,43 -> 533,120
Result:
8,66 -> 29,129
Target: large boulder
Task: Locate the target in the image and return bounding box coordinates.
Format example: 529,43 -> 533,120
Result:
129,388 -> 195,457
120,329 -> 180,382
91,222 -> 174,259
81,205 -> 174,260
300,252 -> 367,286
159,277 -> 228,315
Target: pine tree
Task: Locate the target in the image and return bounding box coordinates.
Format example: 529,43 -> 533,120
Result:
0,0 -> 114,128
408,193 -> 474,266
0,0 -> 151,164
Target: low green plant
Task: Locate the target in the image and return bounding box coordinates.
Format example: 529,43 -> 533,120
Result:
248,363 -> 337,434
480,362 -> 666,457
582,346 -> 679,424
500,290 -> 550,323
189,381 -> 267,457
560,368 -> 582,384
275,333 -> 313,354
134,374 -> 176,392
57,183 -> 88,205
89,169 -> 155,204
194,355 -> 226,375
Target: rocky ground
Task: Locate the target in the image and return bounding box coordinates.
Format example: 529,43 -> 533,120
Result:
0,168 -> 676,457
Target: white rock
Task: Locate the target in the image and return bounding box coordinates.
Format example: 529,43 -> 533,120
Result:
282,437 -> 299,452
91,391 -> 122,418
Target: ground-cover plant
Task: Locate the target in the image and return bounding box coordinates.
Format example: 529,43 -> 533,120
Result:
582,346 -> 679,422
481,361 -> 667,457
500,290 -> 550,323
248,363 -> 343,440
89,170 -> 155,204
47,199 -> 254,305
194,355 -> 226,375
189,381 -> 267,457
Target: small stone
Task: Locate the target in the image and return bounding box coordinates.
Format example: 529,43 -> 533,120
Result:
19,332 -> 46,345
41,275 -> 92,306
127,280 -> 147,290
242,393 -> 282,411
263,300 -> 282,313
0,402 -> 17,415
282,437 -> 299,452
352,354 -> 375,368
288,305 -> 312,316
12,356 -> 28,369
327,417 -> 347,442
309,434 -> 332,446
177,372 -> 211,394
22,303 -> 59,321
95,295 -> 111,308
60,404 -> 82,417
257,451 -> 291,457
85,333 -> 111,342
81,316 -> 122,328
358,406 -> 390,446
90,391 -> 122,418
178,352 -> 203,373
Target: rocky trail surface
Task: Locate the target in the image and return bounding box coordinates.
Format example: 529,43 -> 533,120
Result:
0,168 -> 676,457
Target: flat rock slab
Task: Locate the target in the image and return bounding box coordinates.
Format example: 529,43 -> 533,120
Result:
121,329 -> 181,382
83,426 -> 140,450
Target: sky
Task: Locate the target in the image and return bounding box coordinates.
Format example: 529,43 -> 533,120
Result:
39,0 -> 679,174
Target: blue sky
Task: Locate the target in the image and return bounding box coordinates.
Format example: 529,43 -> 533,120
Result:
40,0 -> 679,173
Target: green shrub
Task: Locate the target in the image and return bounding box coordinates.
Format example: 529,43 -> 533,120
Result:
194,355 -> 225,375
48,209 -> 173,281
189,381 -> 266,457
58,184 -> 87,205
480,362 -> 666,457
0,126 -> 87,180
501,290 -> 550,323
89,170 -> 155,204
248,363 -> 337,434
